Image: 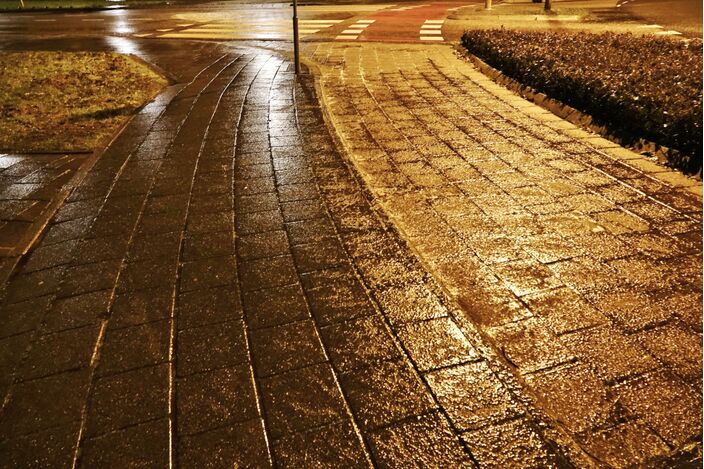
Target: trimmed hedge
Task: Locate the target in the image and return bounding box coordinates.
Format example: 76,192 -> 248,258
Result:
462,30 -> 703,173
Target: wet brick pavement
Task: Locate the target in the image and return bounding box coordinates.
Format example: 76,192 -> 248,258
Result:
0,153 -> 90,283
0,42 -> 571,467
309,42 -> 702,467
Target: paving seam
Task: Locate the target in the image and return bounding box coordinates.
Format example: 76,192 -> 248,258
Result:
0,52 -> 230,408
169,54 -> 259,468
369,57 -> 580,467
287,67 -> 386,468
231,54 -> 285,468
309,42 -> 702,467
302,53 -> 569,467
0,50 -> 235,465
73,54 -> 243,467
296,74 -> 482,468
435,53 -> 702,210
392,49 -> 642,462
233,58 -> 375,467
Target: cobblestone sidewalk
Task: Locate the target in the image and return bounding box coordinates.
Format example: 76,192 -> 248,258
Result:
0,43 -> 574,467
308,42 -> 703,467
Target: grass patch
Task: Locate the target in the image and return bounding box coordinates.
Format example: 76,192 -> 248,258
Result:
462,30 -> 703,173
0,51 -> 166,152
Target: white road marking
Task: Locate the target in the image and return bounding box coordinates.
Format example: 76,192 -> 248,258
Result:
335,35 -> 359,40
299,19 -> 343,23
149,16 -> 342,39
656,30 -> 682,35
388,4 -> 429,11
82,18 -> 105,22
34,19 -> 56,22
421,19 -> 445,42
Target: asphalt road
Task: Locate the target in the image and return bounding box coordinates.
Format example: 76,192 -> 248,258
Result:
0,2 -> 477,45
616,0 -> 702,37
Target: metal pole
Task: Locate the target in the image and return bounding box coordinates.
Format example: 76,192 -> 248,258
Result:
544,0 -> 551,11
293,0 -> 300,75
485,0 -> 492,10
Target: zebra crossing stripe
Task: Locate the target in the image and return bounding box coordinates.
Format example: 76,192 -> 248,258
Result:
420,19 -> 445,42
336,19 -> 374,41
149,17 -> 341,39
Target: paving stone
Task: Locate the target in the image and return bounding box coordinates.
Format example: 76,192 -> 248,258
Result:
43,290 -> 111,333
576,420 -> 669,469
281,199 -> 325,222
20,325 -> 100,380
491,259 -> 563,297
286,217 -> 336,245
616,372 -> 702,447
177,285 -> 241,330
86,364 -> 169,437
368,411 -> 474,468
339,358 -> 436,430
522,287 -> 607,336
111,287 -> 174,330
320,315 -> 400,372
374,283 -> 448,325
0,332 -> 33,387
291,238 -> 348,273
0,370 -> 89,436
426,361 -> 521,431
187,210 -> 232,233
0,421 -> 79,468
397,317 -> 479,372
178,419 -> 269,467
98,320 -> 170,377
117,258 -> 179,293
525,364 -> 615,433
250,319 -> 327,377
237,230 -> 289,260
22,240 -> 79,273
239,255 -> 298,292
461,418 -> 556,469
60,260 -> 122,297
177,363 -> 258,435
305,278 -> 376,326
177,320 -> 248,376
0,295 -> 52,338
560,326 -> 659,384
260,363 -> 347,439
81,418 -> 169,467
242,283 -> 310,329
180,255 -> 237,292
595,289 -> 671,332
635,324 -> 702,384
272,419 -> 369,468
127,232 -> 181,262
236,209 -> 284,235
